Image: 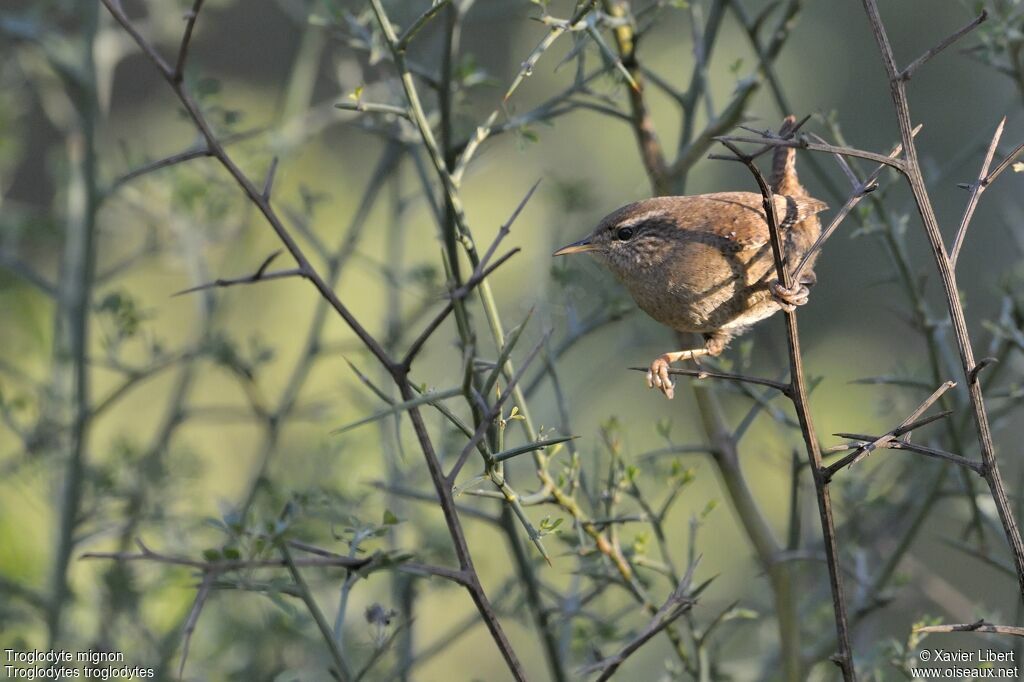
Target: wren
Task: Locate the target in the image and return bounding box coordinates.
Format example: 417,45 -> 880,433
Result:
553,117 -> 827,399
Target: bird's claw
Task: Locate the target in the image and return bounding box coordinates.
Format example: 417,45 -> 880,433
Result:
646,357 -> 676,400
771,281 -> 810,312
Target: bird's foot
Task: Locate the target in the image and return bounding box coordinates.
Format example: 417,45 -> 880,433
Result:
771,280 -> 810,312
646,356 -> 677,400
646,349 -> 710,400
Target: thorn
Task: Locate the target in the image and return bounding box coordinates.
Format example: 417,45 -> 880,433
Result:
255,249 -> 283,278
969,357 -> 998,384
262,156 -> 279,200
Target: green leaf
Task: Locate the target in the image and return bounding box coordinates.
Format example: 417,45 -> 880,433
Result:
492,435 -> 577,463
202,549 -> 222,561
382,510 -> 400,525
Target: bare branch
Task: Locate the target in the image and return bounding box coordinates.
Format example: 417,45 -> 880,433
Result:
823,380 -> 956,478
861,0 -> 1024,600
171,253 -> 304,297
579,564 -> 698,680
397,0 -> 453,52
446,329 -> 551,485
174,0 -> 206,83
628,365 -> 792,396
110,146 -> 210,191
0,250 -> 56,297
716,134 -> 907,171
478,179 -> 540,274
179,571 -> 214,679
100,0 -> 397,373
401,247 -> 521,368
261,156 -> 279,200
334,101 -> 411,119
80,539 -> 371,571
950,117 -> 1004,266
791,127 -> 920,284
898,11 -> 988,82
280,544 -> 351,682
107,129 -> 263,194
828,434 -> 985,475
983,139 -> 1024,186
714,137 -> 856,680
916,620 -> 1024,637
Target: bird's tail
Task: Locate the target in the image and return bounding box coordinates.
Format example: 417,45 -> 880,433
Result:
771,115 -> 806,198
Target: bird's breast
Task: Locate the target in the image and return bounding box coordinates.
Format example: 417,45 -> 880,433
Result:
620,240 -> 750,333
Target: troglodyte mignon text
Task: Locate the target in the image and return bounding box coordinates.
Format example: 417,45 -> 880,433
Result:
553,116 -> 827,399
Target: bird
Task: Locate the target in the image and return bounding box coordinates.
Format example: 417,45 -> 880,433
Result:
552,117 -> 827,399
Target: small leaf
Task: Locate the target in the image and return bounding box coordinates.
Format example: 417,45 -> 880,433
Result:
202,549 -> 222,561
382,510 -> 400,526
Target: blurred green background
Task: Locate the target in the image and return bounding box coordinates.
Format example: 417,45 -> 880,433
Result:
2,0 -> 1024,680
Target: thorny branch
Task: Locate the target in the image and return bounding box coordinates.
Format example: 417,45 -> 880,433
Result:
96,1 -> 534,677
714,139 -> 856,680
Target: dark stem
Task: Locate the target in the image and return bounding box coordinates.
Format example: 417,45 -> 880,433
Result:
860,0 -> 1024,601
715,140 -> 856,680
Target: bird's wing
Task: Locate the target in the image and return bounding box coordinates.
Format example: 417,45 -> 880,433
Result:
683,192 -> 827,250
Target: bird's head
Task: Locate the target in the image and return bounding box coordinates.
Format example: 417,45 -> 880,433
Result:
553,199 -> 681,277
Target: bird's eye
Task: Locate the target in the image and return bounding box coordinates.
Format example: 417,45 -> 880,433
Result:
616,227 -> 634,241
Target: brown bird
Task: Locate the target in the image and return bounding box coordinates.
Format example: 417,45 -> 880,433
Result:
553,118 -> 827,399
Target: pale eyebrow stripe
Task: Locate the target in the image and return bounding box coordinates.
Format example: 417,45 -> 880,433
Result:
617,210 -> 667,228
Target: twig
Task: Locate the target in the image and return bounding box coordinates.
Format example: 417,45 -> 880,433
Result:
790,127 -> 921,284
106,128 -> 266,194
861,0 -> 1024,600
827,434 -> 985,475
579,563 -> 698,680
174,0 -> 206,83
178,572 -> 214,679
915,620 -> 1024,637
334,101 -> 411,119
401,176 -> 536,368
447,330 -> 550,484
628,366 -> 792,396
280,544 -> 352,682
171,252 -> 304,297
397,0 -> 453,52
261,156 -> 279,200
99,3 -> 526,675
0,250 -> 57,297
601,0 -> 669,194
715,138 -> 857,680
898,11 -> 988,82
823,380 -> 956,478
950,117 -> 1005,267
982,139 -> 1024,186
100,0 -> 397,374
400,247 -> 521,368
716,135 -> 907,170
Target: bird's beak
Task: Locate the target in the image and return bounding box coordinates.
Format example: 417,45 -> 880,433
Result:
553,237 -> 597,256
